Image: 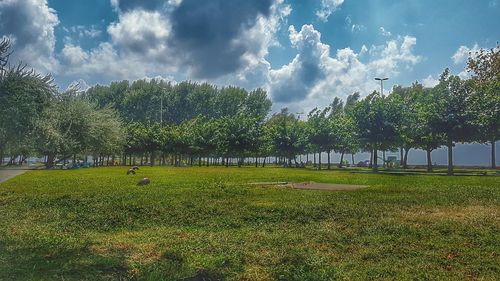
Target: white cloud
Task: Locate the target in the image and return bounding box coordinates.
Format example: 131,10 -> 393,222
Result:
344,16 -> 365,33
351,24 -> 366,33
63,25 -> 102,39
57,0 -> 291,88
380,27 -> 392,37
316,0 -> 344,22
218,0 -> 292,90
268,24 -> 423,113
421,75 -> 439,87
107,9 -> 171,58
60,44 -> 89,65
0,0 -> 59,73
452,44 -> 479,64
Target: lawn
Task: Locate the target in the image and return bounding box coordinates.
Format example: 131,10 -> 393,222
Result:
0,167 -> 499,280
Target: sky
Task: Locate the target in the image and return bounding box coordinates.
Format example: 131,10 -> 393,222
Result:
0,0 -> 499,165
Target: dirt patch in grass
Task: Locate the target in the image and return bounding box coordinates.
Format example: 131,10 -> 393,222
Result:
249,181 -> 368,191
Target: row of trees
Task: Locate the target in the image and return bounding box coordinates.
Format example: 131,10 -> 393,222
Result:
1,37 -> 498,174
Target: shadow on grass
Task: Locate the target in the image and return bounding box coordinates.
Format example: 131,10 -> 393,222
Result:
0,236 -> 227,281
0,238 -> 129,280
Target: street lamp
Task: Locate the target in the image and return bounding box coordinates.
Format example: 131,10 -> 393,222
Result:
374,77 -> 389,97
374,77 -> 389,169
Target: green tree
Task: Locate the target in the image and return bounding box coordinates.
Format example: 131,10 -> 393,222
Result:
36,90 -> 124,167
352,92 -> 400,172
467,45 -> 500,169
432,69 -> 475,175
0,65 -> 56,164
266,109 -> 307,167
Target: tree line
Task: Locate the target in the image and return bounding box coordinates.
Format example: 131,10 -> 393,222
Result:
0,38 -> 498,175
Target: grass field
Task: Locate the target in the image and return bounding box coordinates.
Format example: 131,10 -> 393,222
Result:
0,167 -> 499,280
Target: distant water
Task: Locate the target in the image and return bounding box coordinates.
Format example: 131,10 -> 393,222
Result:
307,142 -> 499,167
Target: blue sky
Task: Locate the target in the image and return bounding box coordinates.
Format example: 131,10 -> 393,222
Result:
0,0 -> 499,165
1,0 -> 499,109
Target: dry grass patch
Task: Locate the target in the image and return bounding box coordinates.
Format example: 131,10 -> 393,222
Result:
399,205 -> 499,223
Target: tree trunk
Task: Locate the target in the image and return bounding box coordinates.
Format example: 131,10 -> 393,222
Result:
369,149 -> 373,168
351,153 -> 355,167
403,148 -> 410,169
255,157 -> 258,167
491,140 -> 496,170
382,150 -> 386,168
46,154 -> 55,168
400,146 -> 404,166
447,137 -> 454,175
373,148 -> 378,172
313,153 -> 316,167
339,151 -> 345,168
327,150 -> 331,170
426,146 -> 433,172
318,151 -> 322,170
262,157 -> 266,167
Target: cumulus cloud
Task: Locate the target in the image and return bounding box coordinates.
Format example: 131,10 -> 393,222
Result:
268,24 -> 423,112
60,44 -> 89,65
56,0 -> 290,87
421,75 -> 439,87
452,44 -> 480,64
108,9 -> 171,58
269,25 -> 328,103
316,0 -> 344,22
0,0 -> 59,73
168,0 -> 273,78
215,0 -> 291,90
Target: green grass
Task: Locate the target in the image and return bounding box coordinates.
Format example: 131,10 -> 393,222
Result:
0,167 -> 499,280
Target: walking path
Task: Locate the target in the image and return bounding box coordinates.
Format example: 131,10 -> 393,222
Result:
0,168 -> 30,183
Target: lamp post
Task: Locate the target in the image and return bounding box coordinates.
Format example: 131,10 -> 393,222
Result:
374,77 -> 389,169
374,77 -> 388,97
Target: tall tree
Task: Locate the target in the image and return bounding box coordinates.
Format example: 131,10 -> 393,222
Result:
0,65 -> 56,163
466,44 -> 500,169
266,109 -> 307,166
352,92 -> 399,172
432,69 -> 475,175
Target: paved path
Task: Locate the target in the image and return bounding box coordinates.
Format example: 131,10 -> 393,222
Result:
0,168 -> 29,183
